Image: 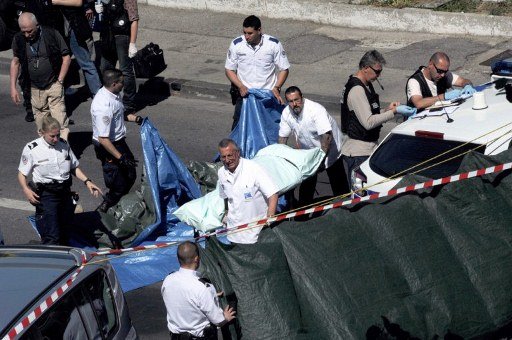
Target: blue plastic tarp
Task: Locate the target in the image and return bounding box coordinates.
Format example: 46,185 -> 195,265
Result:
228,89 -> 284,159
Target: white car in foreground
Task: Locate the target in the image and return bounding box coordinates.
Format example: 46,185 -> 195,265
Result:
352,80 -> 512,196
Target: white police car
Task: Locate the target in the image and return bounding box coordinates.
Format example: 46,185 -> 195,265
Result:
352,81 -> 512,196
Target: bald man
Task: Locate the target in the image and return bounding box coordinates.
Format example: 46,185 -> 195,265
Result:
10,12 -> 71,139
406,51 -> 475,111
161,241 -> 236,339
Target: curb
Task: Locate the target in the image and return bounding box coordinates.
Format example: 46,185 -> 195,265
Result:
140,0 -> 512,37
1,57 -> 342,111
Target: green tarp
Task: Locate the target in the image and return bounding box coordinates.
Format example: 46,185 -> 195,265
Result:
199,149 -> 512,339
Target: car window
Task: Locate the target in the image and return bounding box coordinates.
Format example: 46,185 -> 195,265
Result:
20,270 -> 117,340
369,134 -> 485,179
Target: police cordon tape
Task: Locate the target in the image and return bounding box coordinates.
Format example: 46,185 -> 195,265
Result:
3,161 -> 512,339
2,251 -> 88,340
92,160 -> 512,257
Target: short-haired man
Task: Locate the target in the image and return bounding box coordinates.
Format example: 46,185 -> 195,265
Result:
279,86 -> 348,206
10,12 -> 71,139
340,50 -> 416,185
225,15 -> 290,129
406,51 -> 475,111
91,68 -> 142,212
217,139 -> 278,244
161,241 -> 236,339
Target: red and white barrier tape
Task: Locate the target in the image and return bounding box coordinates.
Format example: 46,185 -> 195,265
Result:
4,161 -> 511,339
2,265 -> 84,340
92,161 -> 512,257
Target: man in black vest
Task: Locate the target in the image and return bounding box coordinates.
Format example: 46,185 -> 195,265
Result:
340,50 -> 416,187
10,12 -> 71,139
406,51 -> 475,111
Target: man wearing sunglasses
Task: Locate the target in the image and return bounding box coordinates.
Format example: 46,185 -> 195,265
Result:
406,51 -> 475,111
340,50 -> 416,185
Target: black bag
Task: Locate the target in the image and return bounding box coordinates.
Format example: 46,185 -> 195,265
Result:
132,42 -> 167,78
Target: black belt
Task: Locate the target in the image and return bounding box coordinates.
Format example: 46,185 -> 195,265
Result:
169,332 -> 204,340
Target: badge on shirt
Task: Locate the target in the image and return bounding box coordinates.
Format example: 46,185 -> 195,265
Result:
371,103 -> 380,110
244,192 -> 253,201
22,155 -> 28,165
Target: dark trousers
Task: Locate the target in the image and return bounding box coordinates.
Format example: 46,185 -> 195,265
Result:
342,155 -> 369,189
298,156 -> 349,206
19,70 -> 33,114
100,34 -> 137,112
94,138 -> 137,207
35,186 -> 74,245
231,94 -> 243,131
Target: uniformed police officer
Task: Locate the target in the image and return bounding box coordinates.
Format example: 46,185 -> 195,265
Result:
91,68 -> 142,212
161,241 -> 236,339
225,15 -> 290,130
18,116 -> 102,245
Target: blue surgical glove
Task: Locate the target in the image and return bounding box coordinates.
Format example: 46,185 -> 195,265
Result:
461,84 -> 476,96
396,105 -> 417,117
444,89 -> 462,100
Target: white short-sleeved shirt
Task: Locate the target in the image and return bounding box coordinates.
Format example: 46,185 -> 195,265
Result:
279,98 -> 344,168
225,34 -> 290,90
91,87 -> 126,142
218,158 -> 278,244
161,268 -> 224,337
18,137 -> 79,184
406,68 -> 460,99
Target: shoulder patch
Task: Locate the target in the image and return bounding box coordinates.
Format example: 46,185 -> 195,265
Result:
198,277 -> 212,287
233,37 -> 243,45
269,37 -> 279,44
28,142 -> 38,150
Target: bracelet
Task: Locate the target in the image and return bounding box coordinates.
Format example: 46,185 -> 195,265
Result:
84,178 -> 92,186
274,86 -> 281,92
57,79 -> 64,85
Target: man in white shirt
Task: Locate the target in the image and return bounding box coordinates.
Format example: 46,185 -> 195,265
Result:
90,68 -> 142,212
161,241 -> 236,339
225,15 -> 290,129
278,86 -> 348,206
406,51 -> 475,111
217,139 -> 278,244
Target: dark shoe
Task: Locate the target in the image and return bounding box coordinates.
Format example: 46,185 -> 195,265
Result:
95,200 -> 110,213
25,112 -> 35,122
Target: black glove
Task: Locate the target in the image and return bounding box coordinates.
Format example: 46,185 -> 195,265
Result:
118,154 -> 138,168
135,115 -> 143,125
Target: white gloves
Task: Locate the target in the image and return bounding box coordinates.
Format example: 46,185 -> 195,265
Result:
94,2 -> 103,14
128,43 -> 138,58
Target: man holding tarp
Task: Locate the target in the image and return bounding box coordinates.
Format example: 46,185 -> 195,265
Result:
217,139 -> 278,244
225,15 -> 290,130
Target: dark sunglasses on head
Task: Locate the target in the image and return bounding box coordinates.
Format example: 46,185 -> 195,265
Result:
368,65 -> 382,75
433,63 -> 449,75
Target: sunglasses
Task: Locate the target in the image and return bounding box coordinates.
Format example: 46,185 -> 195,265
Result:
368,65 -> 382,76
433,63 -> 449,75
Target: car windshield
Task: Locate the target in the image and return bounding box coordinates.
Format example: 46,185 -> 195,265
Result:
369,134 -> 485,179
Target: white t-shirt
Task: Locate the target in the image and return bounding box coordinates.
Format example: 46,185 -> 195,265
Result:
225,34 -> 290,90
279,98 -> 344,168
18,137 -> 79,184
161,268 -> 224,337
91,86 -> 126,142
406,68 -> 460,99
218,158 -> 278,244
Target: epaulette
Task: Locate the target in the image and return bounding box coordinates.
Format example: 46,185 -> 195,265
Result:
233,37 -> 243,45
198,277 -> 212,287
268,37 -> 279,44
27,141 -> 38,150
